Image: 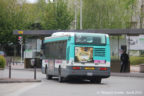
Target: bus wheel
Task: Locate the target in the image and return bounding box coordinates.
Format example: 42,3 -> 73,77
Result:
47,75 -> 52,80
46,68 -> 52,80
90,79 -> 96,83
58,67 -> 64,83
90,78 -> 102,84
96,78 -> 102,84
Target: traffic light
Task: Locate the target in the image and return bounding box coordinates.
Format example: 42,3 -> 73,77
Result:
18,36 -> 22,40
18,36 -> 23,44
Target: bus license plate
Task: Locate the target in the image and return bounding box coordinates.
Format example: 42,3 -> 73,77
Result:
85,67 -> 95,70
87,73 -> 93,76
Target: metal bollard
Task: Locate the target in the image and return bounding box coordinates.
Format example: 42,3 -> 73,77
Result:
34,58 -> 37,80
9,58 -> 12,79
31,58 -> 37,80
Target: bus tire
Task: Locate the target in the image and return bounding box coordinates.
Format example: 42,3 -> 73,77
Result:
47,75 -> 52,80
46,67 -> 52,80
96,78 -> 102,84
90,79 -> 96,83
90,78 -> 102,84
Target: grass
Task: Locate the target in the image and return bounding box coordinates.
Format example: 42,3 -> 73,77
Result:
111,56 -> 144,65
130,56 -> 144,65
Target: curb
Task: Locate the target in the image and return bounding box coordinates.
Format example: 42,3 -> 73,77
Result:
0,78 -> 41,83
4,68 -> 41,72
0,68 -> 5,70
111,72 -> 144,78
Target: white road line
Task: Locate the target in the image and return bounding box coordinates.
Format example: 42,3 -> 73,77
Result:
5,83 -> 41,96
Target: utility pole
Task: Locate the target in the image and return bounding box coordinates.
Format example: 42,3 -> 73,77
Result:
74,0 -> 77,30
18,36 -> 23,64
140,0 -> 144,28
21,42 -> 23,64
34,39 -> 38,80
80,0 -> 83,30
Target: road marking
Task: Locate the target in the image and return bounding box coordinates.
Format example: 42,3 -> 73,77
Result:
5,83 -> 41,96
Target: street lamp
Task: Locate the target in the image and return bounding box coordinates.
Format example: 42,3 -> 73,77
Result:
74,0 -> 78,30
80,0 -> 83,30
74,0 -> 83,30
18,36 -> 23,64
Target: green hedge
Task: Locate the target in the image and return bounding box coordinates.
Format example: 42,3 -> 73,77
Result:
130,56 -> 144,65
111,56 -> 144,65
0,56 -> 6,68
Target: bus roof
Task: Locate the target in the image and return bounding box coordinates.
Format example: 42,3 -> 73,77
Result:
52,32 -> 75,37
52,32 -> 108,37
44,32 -> 108,41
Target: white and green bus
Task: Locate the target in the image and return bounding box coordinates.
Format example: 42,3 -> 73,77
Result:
42,32 -> 111,83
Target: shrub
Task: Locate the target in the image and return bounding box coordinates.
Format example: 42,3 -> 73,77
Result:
130,56 -> 144,65
0,56 -> 6,68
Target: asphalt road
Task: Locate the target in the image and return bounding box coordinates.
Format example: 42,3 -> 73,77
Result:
1,76 -> 144,96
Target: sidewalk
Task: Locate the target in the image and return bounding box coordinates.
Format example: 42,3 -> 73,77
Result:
0,78 -> 41,83
0,68 -> 43,83
111,65 -> 144,78
111,72 -> 144,78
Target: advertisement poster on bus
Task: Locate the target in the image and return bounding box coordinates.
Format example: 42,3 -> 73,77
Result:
75,47 -> 93,62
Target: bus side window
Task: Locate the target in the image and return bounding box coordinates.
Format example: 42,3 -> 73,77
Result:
57,41 -> 66,60
59,42 -> 63,59
58,42 -> 62,59
63,41 -> 66,59
66,46 -> 70,60
44,43 -> 49,58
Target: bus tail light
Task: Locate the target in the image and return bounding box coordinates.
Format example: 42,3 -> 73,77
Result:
99,67 -> 107,71
72,67 -> 81,70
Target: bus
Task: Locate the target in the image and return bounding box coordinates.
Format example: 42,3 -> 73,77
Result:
41,32 -> 111,83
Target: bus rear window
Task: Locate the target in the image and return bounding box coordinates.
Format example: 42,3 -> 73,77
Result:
75,34 -> 106,45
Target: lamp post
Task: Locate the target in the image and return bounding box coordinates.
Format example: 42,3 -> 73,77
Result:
74,0 -> 83,30
18,36 -> 23,64
74,0 -> 77,30
80,0 -> 83,30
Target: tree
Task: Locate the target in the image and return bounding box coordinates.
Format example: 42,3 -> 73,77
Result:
0,0 -> 38,54
39,0 -> 73,30
80,0 -> 136,29
0,0 -> 73,55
